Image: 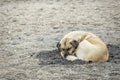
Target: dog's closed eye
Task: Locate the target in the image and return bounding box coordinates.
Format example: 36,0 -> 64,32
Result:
62,47 -> 71,51
67,47 -> 72,51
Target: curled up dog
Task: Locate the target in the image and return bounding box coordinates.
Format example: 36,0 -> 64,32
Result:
57,31 -> 109,62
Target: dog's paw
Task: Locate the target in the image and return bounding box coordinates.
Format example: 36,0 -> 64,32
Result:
66,55 -> 78,61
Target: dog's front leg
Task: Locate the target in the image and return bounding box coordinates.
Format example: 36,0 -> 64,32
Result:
66,55 -> 78,61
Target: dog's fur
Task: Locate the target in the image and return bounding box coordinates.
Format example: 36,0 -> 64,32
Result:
57,31 -> 109,62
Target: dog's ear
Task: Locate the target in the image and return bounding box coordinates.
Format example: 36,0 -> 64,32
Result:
70,40 -> 79,49
56,42 -> 61,51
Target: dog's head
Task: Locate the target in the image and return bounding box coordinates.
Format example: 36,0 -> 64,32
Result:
57,38 -> 79,59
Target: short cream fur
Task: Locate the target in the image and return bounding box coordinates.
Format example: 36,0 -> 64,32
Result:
58,31 -> 109,62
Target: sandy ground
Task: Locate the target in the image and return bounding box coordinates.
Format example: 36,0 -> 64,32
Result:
0,0 -> 120,80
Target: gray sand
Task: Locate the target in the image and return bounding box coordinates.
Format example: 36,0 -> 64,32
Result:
0,0 -> 120,80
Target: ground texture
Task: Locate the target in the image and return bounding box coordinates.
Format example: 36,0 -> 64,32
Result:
0,0 -> 120,80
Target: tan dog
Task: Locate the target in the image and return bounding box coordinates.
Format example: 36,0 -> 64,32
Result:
57,31 -> 109,62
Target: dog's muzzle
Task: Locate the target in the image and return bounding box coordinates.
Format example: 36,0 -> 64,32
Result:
62,52 -> 77,58
61,51 -> 69,58
64,53 -> 69,58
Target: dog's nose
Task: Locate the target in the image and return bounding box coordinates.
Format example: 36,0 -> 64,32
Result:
64,51 -> 69,58
64,53 -> 68,58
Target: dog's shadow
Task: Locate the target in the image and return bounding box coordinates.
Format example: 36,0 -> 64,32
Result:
32,44 -> 120,65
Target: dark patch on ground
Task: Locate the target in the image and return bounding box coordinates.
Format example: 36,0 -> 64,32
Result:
34,49 -> 90,65
33,44 -> 120,65
107,44 -> 120,63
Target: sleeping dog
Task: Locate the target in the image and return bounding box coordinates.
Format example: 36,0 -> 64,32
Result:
57,31 -> 109,62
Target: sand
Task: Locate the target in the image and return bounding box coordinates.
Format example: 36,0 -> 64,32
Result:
0,0 -> 120,80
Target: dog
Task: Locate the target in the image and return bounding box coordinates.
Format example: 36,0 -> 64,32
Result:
57,31 -> 109,62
